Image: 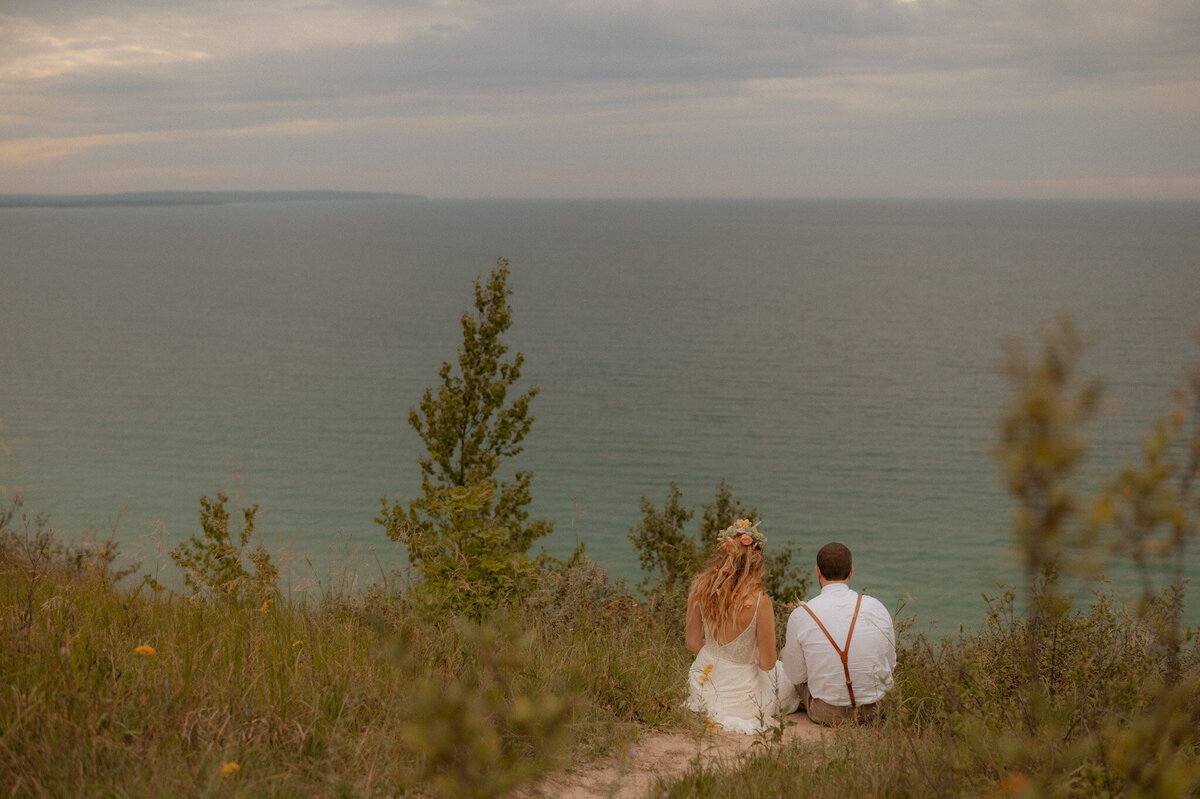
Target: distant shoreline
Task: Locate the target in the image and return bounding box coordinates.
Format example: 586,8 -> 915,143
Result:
0,190 -> 426,209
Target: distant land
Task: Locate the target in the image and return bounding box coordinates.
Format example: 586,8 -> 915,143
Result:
0,190 -> 426,208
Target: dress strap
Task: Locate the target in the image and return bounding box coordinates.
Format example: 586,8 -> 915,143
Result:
799,593 -> 864,707
703,593 -> 763,646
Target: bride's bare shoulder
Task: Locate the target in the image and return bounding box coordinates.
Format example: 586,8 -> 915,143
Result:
743,591 -> 772,609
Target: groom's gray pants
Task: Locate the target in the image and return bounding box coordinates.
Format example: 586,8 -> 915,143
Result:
796,683 -> 882,726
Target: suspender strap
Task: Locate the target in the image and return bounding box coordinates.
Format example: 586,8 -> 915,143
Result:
800,593 -> 864,707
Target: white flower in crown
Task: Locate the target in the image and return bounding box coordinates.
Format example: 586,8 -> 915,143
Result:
718,518 -> 766,549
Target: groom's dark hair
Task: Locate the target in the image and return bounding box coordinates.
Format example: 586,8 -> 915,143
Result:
816,542 -> 853,581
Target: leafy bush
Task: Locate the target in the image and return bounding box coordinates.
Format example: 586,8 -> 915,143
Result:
629,479 -> 810,635
168,491 -> 278,605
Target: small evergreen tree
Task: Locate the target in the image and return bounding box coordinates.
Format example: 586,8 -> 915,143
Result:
378,258 -> 552,614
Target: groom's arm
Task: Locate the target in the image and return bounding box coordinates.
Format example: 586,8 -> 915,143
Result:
780,610 -> 807,685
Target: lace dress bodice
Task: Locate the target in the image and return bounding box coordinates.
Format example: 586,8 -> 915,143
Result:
701,595 -> 760,664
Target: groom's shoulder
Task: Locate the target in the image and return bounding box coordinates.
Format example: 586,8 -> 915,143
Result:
859,591 -> 885,606
858,592 -> 893,619
785,598 -> 816,624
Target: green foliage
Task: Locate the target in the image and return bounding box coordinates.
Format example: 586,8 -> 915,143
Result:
169,491 -> 277,605
378,258 -> 552,615
410,258 -> 539,492
648,316 -> 1200,798
397,481 -> 543,614
394,615 -> 571,798
523,555 -> 691,738
654,593 -> 1200,798
997,314 -> 1104,676
5,313 -> 1200,798
629,480 -> 703,598
1096,674 -> 1200,798
0,531 -> 665,797
1099,356 -> 1200,681
1,498 -> 136,633
629,480 -> 810,634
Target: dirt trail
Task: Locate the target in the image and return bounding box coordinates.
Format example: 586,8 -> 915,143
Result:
522,713 -> 831,799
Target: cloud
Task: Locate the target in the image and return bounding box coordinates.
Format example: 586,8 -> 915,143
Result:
0,12 -> 208,81
0,119 -> 343,167
1,0 -> 1198,196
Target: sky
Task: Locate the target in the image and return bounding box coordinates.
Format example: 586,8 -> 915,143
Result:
1,0 -> 1198,199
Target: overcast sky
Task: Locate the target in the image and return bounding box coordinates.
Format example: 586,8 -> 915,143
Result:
1,0 -> 1198,199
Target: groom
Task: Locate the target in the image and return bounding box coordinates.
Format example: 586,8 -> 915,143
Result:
781,542 -> 896,725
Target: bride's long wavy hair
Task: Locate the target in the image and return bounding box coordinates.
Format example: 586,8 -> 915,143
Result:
689,534 -> 767,637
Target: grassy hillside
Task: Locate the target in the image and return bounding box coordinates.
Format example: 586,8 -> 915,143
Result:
2,502 -> 1197,797
0,518 -> 686,797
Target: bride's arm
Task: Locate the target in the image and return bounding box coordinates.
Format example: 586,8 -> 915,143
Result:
756,593 -> 778,670
685,592 -> 704,654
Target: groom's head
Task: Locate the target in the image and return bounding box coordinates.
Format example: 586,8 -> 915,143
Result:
816,542 -> 853,582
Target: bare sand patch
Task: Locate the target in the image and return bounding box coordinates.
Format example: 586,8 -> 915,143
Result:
520,713 -> 831,799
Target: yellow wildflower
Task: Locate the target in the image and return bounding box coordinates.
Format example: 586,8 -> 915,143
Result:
134,645 -> 157,657
698,663 -> 714,686
704,718 -> 716,732
260,597 -> 272,612
221,762 -> 240,778
292,640 -> 304,649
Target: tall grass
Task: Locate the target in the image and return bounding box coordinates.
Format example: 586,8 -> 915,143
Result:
0,512 -> 692,797
656,591 -> 1199,798
12,496 -> 1195,798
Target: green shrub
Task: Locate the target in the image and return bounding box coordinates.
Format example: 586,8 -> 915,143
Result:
168,491 -> 278,606
629,480 -> 810,637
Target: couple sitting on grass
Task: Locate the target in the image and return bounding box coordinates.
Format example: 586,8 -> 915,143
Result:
685,522 -> 896,734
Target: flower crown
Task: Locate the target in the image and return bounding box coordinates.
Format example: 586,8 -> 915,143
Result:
718,518 -> 766,550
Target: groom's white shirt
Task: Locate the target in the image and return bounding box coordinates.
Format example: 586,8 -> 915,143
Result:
781,582 -> 896,707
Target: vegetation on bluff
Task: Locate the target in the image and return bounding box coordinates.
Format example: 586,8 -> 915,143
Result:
659,318 -> 1200,798
1,264 -> 1198,797
375,257 -> 554,615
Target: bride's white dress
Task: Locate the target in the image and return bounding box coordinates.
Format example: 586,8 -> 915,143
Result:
686,594 -> 801,735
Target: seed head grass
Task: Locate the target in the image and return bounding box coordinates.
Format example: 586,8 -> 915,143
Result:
0,529 -> 691,797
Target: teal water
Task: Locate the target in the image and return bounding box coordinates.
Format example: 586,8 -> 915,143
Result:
2,198 -> 1198,631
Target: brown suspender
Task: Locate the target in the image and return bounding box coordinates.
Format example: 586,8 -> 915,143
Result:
800,593 -> 864,707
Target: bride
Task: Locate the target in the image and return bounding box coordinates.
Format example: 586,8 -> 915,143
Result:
685,519 -> 800,734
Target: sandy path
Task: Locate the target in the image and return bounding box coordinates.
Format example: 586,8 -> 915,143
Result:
521,713 -> 831,799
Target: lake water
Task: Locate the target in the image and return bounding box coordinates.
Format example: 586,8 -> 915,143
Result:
2,198 -> 1198,632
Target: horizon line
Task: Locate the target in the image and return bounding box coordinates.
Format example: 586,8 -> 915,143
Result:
3,190 -> 1199,209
